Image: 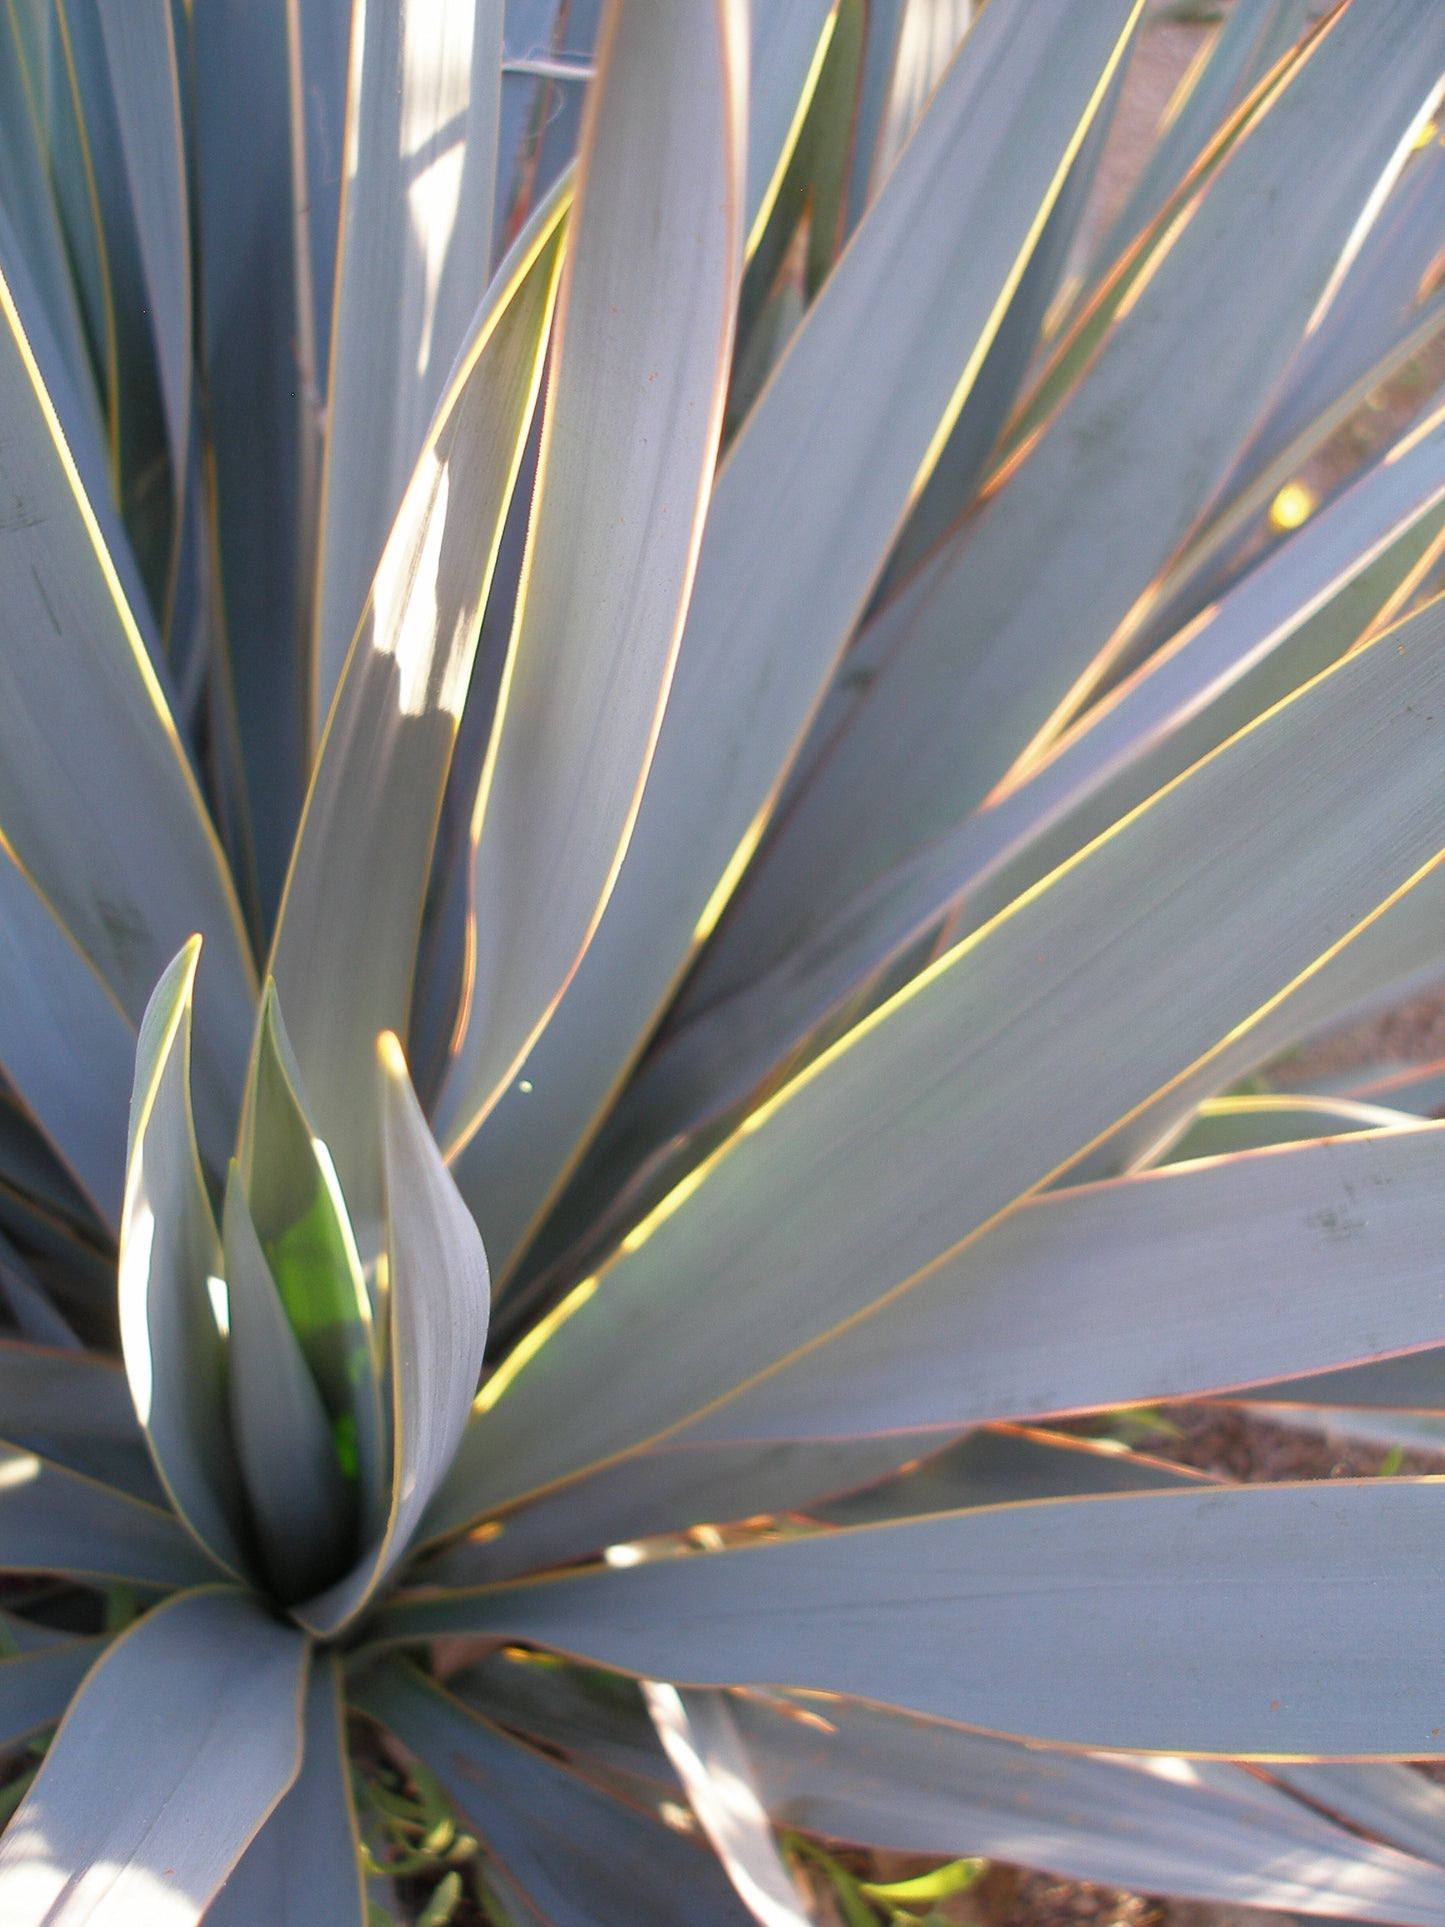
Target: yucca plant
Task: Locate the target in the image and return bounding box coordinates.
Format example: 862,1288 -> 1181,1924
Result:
5,0 -> 1445,1920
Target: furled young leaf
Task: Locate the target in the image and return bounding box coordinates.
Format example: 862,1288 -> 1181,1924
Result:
436,0 -> 748,1148
207,1656 -> 366,1927
119,939 -> 249,1577
238,985 -> 382,1525
384,1478 -> 1445,1759
0,1588 -> 308,1927
431,603 -> 1445,1527
444,0 -> 1145,1270
312,0 -> 505,731
298,1034 -> 487,1636
221,1167 -> 355,1604
353,1658 -> 753,1926
271,185 -> 568,1234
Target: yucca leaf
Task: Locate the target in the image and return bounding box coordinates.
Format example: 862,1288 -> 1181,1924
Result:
382,1477 -> 1445,1758
0,835 -> 135,1233
190,0 -> 308,925
729,1694 -> 1445,1923
1157,1092 -> 1416,1162
436,0 -> 748,1150
747,0 -> 838,251
445,0 -> 1144,1268
1323,1054 -> 1445,1113
0,1232 -> 77,1352
1070,861 -> 1445,1185
270,185 -> 567,1234
422,1432 -> 962,1587
0,1588 -> 308,1927
311,0 -> 505,733
1272,1764 -> 1445,1872
1236,1343 -> 1445,1413
433,605 -> 1445,1525
221,1166 -> 356,1605
238,986 -> 383,1523
298,1034 -> 487,1636
684,1122 -> 1445,1445
865,0 -> 975,196
0,252 -> 256,1146
560,394 -> 1445,1257
1082,0 -> 1314,299
0,1341 -> 156,1499
0,1638 -> 105,1755
94,0 -> 189,510
0,19 -> 106,482
806,1426 -> 1209,1528
645,1682 -> 811,1927
120,939 -> 249,1578
352,1659 -> 754,1927
0,1439 -> 213,1589
207,1656 -> 366,1927
704,0 -> 1445,1006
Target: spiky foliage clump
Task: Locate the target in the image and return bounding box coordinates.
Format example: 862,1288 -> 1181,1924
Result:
3,1 -> 1445,1923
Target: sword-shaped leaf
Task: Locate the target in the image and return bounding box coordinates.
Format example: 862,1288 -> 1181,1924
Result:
207,1656 -> 366,1927
0,1639 -> 104,1755
0,253 -> 255,1137
0,1342 -> 155,1500
733,1694 -> 1445,1922
383,1478 -> 1445,1758
0,1588 -> 308,1927
701,0 -> 1445,1007
443,0 -> 1145,1268
353,1658 -> 754,1926
436,0 -> 747,1148
0,1440 -> 214,1589
0,835 -> 135,1233
312,0 -> 505,731
684,1122 -> 1445,1444
95,0 -> 189,504
272,186 -> 567,1232
431,603 -> 1445,1527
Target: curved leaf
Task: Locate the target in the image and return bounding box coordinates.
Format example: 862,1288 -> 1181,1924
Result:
272,185 -> 568,1232
312,0 -> 505,731
444,0 -> 1145,1270
120,940 -> 249,1577
436,0 -> 747,1147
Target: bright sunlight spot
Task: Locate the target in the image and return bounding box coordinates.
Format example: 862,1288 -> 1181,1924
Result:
1268,480 -> 1316,530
